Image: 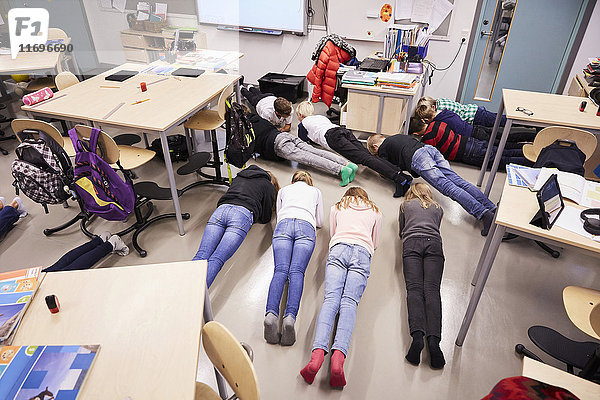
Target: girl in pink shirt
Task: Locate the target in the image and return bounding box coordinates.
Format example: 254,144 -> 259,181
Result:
300,187 -> 382,387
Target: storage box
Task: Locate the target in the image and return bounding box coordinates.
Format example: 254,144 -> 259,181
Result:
401,42 -> 429,62
258,73 -> 305,103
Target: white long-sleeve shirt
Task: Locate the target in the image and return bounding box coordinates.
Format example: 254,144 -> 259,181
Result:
276,181 -> 324,229
301,115 -> 337,150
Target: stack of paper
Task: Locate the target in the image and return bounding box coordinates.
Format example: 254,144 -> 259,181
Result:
341,70 -> 377,85
533,168 -> 600,208
506,164 -> 540,189
0,267 -> 41,345
376,72 -> 418,88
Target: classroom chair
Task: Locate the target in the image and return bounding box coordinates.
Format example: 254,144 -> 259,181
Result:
55,71 -> 79,91
196,321 -> 259,400
71,125 -> 188,256
515,286 -> 600,382
0,103 -> 15,155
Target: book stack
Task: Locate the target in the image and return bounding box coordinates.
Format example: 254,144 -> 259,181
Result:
341,70 -> 378,86
0,268 -> 42,345
583,57 -> 600,87
376,72 -> 418,89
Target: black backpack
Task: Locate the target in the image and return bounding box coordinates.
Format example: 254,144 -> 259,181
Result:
11,130 -> 73,213
224,100 -> 255,169
150,134 -> 189,162
534,140 -> 586,177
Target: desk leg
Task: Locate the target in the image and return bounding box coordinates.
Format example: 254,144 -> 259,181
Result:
404,95 -> 413,135
159,130 -> 185,235
471,222 -> 497,286
203,288 -> 229,399
376,95 -> 384,134
456,224 -> 505,346
477,100 -> 505,187
484,119 -> 512,197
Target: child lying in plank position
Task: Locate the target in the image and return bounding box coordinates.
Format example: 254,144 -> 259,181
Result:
242,86 -> 293,132
417,96 -> 505,127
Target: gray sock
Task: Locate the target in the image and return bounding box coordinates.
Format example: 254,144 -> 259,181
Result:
263,312 -> 280,344
280,315 -> 296,346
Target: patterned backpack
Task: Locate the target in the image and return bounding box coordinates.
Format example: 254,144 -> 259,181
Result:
224,100 -> 255,169
69,127 -> 135,221
11,131 -> 72,213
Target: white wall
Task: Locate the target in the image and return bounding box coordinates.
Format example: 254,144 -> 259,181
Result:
82,0 -> 478,99
564,0 -> 600,93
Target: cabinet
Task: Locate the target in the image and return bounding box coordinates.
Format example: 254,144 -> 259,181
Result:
567,74 -> 593,98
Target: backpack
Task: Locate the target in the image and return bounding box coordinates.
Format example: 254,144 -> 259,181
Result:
69,127 -> 135,221
150,134 -> 189,162
533,140 -> 586,177
11,131 -> 72,213
224,100 -> 255,169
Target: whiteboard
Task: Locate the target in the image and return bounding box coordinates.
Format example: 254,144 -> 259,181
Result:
328,0 -> 395,41
196,0 -> 307,34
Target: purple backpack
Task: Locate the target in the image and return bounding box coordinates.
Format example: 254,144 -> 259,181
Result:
69,127 -> 135,221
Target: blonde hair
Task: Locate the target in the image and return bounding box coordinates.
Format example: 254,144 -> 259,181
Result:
296,101 -> 315,118
403,183 -> 440,209
336,187 -> 379,212
267,171 -> 280,212
366,134 -> 386,155
418,96 -> 437,108
292,170 -> 313,186
415,98 -> 436,122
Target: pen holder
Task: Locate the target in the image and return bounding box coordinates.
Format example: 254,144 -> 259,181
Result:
401,43 -> 429,62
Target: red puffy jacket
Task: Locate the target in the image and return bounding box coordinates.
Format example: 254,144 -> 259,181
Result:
307,41 -> 352,107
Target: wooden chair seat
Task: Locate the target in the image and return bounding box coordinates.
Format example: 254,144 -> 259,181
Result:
194,382 -> 222,400
563,286 -> 600,340
523,126 -> 597,162
184,110 -> 224,131
113,145 -> 155,170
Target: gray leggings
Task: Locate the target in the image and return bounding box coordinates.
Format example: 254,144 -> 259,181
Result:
274,133 -> 348,175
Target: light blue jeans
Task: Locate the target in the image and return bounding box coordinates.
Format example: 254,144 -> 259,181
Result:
312,243 -> 371,356
266,218 -> 316,318
411,145 -> 496,219
193,204 -> 253,287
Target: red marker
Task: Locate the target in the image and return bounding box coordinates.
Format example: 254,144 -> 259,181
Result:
140,82 -> 147,92
580,101 -> 587,112
597,106 -> 600,117
45,294 -> 60,314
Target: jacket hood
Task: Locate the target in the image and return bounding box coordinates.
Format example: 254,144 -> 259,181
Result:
238,165 -> 270,180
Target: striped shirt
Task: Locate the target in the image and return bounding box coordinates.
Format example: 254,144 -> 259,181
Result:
436,98 -> 478,123
421,121 -> 467,161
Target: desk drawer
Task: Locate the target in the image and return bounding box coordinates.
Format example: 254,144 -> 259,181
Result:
121,33 -> 146,48
123,47 -> 148,63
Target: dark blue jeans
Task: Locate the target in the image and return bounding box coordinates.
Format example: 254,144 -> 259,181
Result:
473,106 -> 507,127
241,87 -> 274,107
266,218 -> 316,318
0,206 -> 19,240
44,236 -> 112,272
462,137 -> 532,170
193,204 -> 253,287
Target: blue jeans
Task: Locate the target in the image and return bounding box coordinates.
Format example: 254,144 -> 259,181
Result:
0,206 -> 19,240
312,243 -> 371,356
44,236 -> 113,272
193,204 -> 253,287
266,219 -> 316,318
411,145 -> 496,219
473,106 -> 507,127
462,137 -> 532,170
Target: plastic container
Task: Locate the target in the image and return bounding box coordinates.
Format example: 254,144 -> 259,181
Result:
258,73 -> 305,103
401,42 -> 429,62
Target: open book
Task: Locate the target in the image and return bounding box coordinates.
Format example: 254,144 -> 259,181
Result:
533,168 -> 600,208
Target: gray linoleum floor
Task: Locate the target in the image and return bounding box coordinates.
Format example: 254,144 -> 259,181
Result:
0,102 -> 598,400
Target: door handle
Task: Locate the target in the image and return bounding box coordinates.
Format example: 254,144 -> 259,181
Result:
480,30 -> 494,37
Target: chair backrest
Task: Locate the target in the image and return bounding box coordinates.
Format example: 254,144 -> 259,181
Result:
563,286 -> 600,340
48,28 -> 68,40
217,83 -> 235,120
523,126 -> 597,162
72,124 -> 120,164
55,71 -> 79,91
202,321 -> 259,400
11,119 -> 64,147
590,303 -> 600,339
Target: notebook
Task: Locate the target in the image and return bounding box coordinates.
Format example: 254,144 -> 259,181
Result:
105,70 -> 138,82
171,68 -> 205,78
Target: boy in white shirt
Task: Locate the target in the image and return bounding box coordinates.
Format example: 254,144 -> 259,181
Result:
242,86 -> 293,132
296,101 -> 412,197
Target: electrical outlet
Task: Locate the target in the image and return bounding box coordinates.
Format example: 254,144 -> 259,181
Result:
461,29 -> 470,42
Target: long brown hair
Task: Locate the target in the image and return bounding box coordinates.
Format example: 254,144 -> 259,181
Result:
335,187 -> 379,212
292,170 -> 313,186
266,171 -> 280,212
402,183 -> 440,210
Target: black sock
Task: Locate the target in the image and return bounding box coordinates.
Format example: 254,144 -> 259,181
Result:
427,335 -> 446,369
481,209 -> 495,236
406,331 -> 424,365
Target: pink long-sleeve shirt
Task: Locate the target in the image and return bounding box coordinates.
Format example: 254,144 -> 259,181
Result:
329,201 -> 382,256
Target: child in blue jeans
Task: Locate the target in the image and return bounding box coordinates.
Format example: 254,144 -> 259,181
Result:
264,171 -> 324,346
193,165 -> 279,287
301,187 -> 381,387
367,134 -> 497,236
0,197 -> 27,241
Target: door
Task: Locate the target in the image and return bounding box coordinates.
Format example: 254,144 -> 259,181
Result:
461,0 -> 589,110
9,0 -> 98,73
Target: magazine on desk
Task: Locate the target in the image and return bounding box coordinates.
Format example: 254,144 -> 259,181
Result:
0,268 -> 42,345
0,345 -> 100,400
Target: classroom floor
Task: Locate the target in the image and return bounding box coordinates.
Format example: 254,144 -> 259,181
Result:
0,102 -> 598,399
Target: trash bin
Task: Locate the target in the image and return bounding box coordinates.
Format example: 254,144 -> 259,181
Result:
258,73 -> 305,103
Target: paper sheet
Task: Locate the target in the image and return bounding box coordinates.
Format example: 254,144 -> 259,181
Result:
99,0 -> 112,9
411,0 -> 434,23
155,3 -> 168,20
113,0 -> 126,13
137,2 -> 151,20
429,0 -> 454,33
395,0 -> 414,20
555,205 -> 599,241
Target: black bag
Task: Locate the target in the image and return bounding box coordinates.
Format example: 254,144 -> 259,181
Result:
150,134 -> 189,162
224,100 -> 255,169
533,140 -> 586,176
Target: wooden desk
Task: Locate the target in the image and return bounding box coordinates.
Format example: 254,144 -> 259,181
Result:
342,77 -> 424,135
455,179 -> 600,345
478,89 -> 600,197
0,37 -> 74,75
22,63 -> 242,235
12,261 -> 206,399
522,357 -> 600,399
